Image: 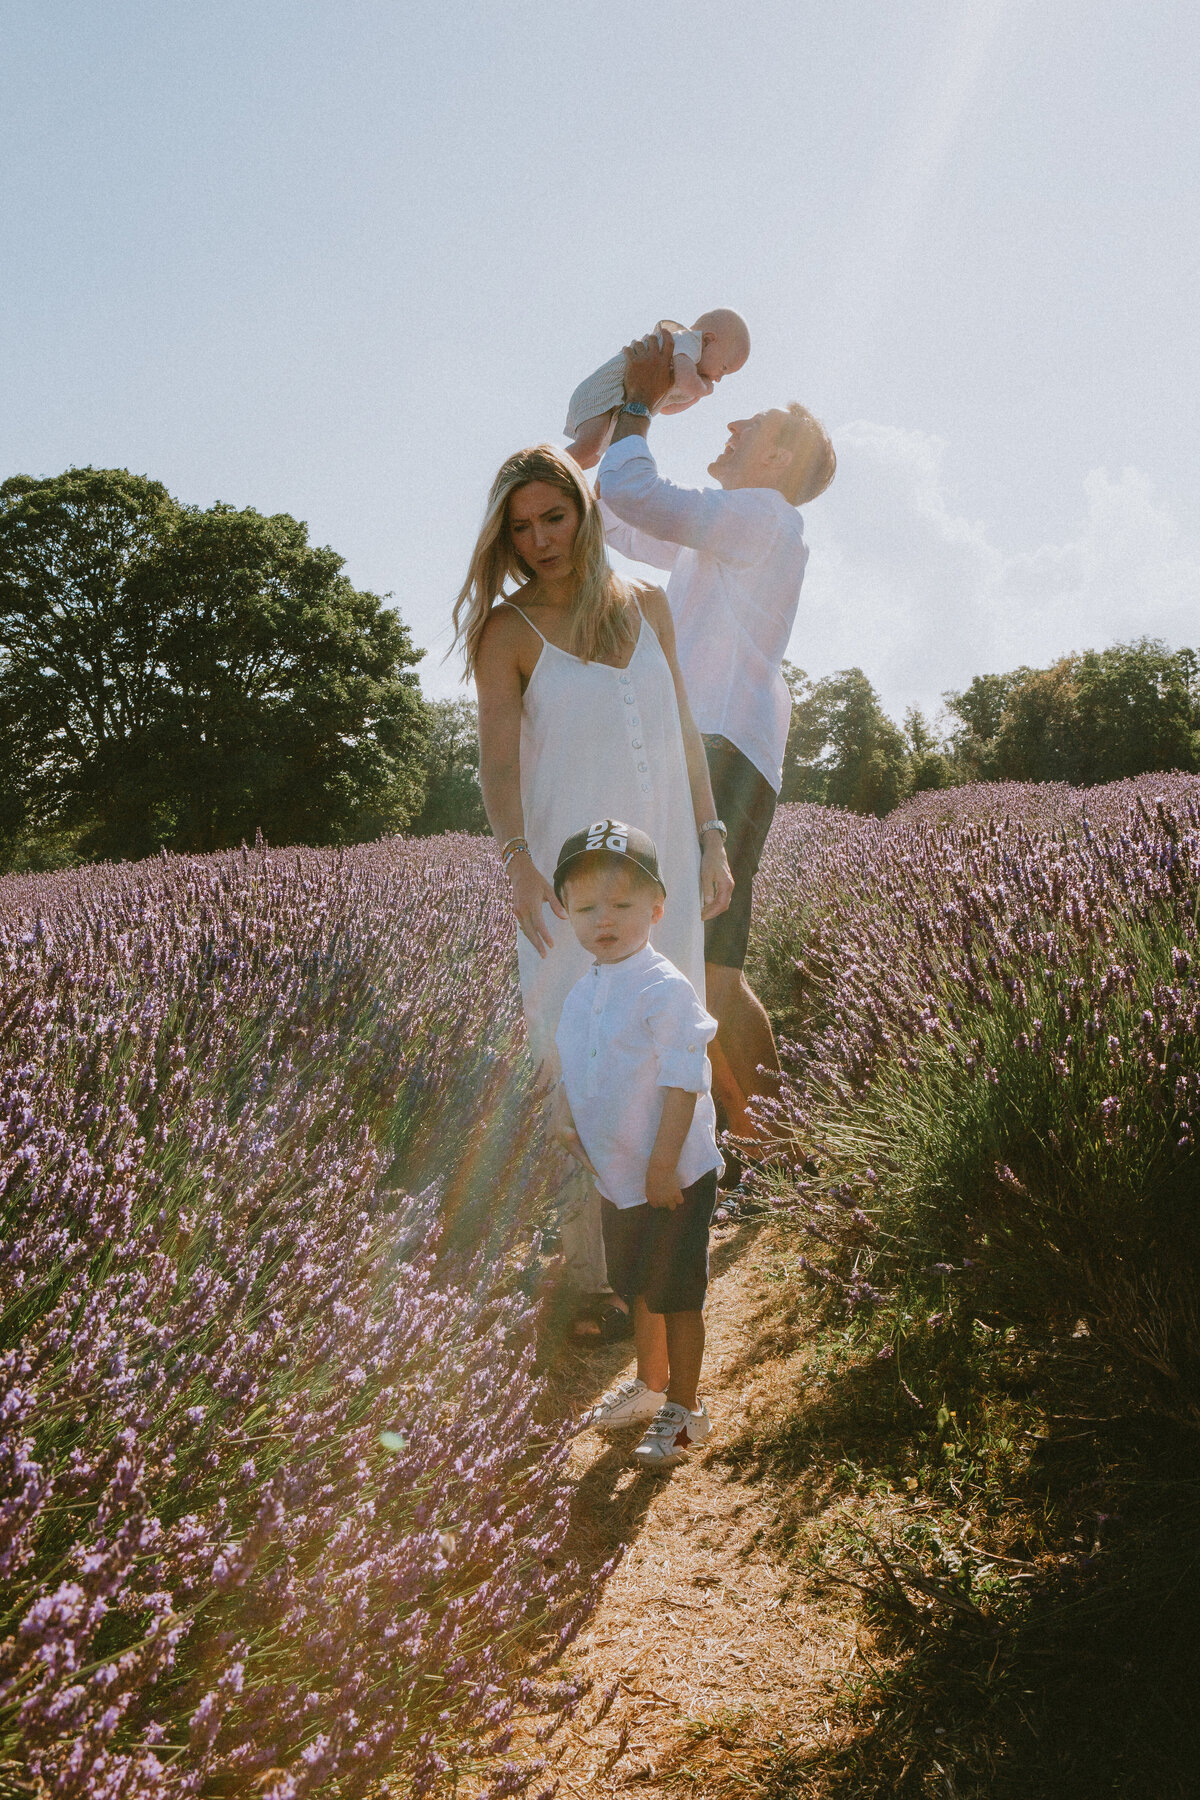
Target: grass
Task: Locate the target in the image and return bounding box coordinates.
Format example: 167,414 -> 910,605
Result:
722,790 -> 1200,1790
717,1272 -> 1200,1798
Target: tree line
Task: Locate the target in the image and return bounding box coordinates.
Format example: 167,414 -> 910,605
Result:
3,466 -> 1196,872
778,641 -> 1200,813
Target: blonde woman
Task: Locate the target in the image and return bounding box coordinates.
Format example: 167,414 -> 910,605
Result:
455,444 -> 733,1334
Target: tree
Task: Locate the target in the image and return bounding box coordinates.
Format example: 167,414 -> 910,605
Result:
0,467 -> 178,865
0,468 -> 429,864
410,697 -> 488,836
945,640 -> 1199,788
943,671 -> 1017,780
992,659 -> 1078,782
780,663 -> 909,815
1070,639 -> 1197,784
904,707 -> 955,794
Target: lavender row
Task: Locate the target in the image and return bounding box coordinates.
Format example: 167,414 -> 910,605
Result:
750,774 -> 1200,1418
0,837 -> 590,1798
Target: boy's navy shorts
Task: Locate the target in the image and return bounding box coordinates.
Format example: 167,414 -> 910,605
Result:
702,736 -> 778,971
601,1170 -> 720,1315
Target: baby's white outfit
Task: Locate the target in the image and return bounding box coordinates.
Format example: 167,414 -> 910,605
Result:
565,321 -> 708,442
556,943 -> 722,1209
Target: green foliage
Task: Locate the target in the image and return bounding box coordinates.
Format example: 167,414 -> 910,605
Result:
777,639 -> 1200,824
946,638 -> 1200,786
0,466 -> 429,865
781,663 -> 910,815
410,696 -> 488,836
903,705 -> 955,794
745,792 -> 1200,1796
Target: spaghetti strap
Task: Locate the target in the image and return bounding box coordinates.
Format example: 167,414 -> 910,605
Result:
499,600 -> 548,644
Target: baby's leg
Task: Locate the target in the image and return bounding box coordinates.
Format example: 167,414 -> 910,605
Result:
565,410 -> 617,471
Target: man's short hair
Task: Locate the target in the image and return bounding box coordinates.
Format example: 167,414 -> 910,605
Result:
776,405 -> 836,506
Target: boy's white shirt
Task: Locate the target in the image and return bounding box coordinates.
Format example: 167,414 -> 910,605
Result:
555,942 -> 722,1209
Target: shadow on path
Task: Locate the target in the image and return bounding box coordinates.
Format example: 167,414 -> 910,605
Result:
534,1221 -> 771,1591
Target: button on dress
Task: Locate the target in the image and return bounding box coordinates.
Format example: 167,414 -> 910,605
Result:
503,602 -> 704,1073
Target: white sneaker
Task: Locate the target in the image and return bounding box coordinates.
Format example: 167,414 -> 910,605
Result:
579,1378 -> 666,1435
633,1400 -> 712,1470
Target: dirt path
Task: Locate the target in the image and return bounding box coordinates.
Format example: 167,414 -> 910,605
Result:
529,1221 -> 860,1797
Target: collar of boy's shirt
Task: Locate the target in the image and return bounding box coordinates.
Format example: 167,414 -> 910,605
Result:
591,942 -> 658,984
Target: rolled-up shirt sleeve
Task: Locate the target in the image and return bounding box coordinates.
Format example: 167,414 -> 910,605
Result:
598,436 -> 782,569
645,980 -> 718,1091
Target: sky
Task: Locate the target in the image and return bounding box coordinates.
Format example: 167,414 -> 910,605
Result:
2,0 -> 1198,730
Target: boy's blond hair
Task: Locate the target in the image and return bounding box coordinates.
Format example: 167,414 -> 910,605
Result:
776,405 -> 836,506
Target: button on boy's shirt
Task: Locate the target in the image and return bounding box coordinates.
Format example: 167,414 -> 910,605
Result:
556,944 -> 722,1209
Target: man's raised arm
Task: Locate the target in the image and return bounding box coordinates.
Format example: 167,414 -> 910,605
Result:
598,488 -> 681,571
597,334 -> 781,568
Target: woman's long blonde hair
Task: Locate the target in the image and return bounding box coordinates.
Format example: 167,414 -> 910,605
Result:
451,444 -> 637,679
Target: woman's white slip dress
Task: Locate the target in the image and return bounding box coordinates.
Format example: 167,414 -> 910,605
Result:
504,601 -> 704,1073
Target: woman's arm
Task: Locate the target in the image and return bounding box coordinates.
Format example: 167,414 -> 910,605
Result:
474,613 -> 566,956
638,587 -> 734,923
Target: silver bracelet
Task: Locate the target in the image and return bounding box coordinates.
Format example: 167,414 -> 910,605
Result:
699,818 -> 727,842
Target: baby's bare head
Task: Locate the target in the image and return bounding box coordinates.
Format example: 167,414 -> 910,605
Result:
692,308 -> 750,381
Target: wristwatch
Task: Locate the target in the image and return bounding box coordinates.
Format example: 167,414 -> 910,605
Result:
620,400 -> 651,418
699,818 -> 727,842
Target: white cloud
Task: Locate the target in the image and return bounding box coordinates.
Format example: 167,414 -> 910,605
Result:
796,421 -> 1200,727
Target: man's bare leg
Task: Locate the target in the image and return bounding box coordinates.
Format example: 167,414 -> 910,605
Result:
705,962 -> 780,1142
706,1033 -> 746,1136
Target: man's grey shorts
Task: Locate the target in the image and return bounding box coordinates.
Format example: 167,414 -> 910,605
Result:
703,736 -> 778,970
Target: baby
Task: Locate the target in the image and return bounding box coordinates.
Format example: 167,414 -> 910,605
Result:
564,308 -> 750,470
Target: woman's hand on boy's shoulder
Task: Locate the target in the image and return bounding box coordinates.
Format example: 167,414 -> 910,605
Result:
510,855 -> 566,956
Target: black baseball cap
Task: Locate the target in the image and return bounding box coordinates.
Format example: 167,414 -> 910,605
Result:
553,819 -> 666,901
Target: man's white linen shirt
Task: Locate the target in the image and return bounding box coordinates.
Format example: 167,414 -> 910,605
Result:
598,436 -> 809,794
556,943 -> 722,1210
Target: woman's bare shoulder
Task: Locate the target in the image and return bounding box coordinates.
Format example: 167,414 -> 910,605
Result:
478,598 -> 530,649
632,581 -> 671,627
477,597 -> 540,680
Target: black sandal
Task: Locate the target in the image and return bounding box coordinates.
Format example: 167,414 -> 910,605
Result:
572,1294 -> 633,1344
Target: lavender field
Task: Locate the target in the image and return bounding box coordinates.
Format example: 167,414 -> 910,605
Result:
752,774 -> 1200,1418
0,838 -> 588,1799
3,775 -> 1200,1796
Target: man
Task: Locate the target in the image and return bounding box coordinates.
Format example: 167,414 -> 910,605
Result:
596,331 -> 836,1152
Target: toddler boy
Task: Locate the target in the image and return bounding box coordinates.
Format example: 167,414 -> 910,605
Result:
551,819 -> 722,1469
